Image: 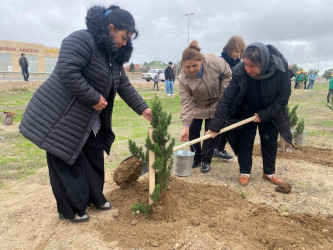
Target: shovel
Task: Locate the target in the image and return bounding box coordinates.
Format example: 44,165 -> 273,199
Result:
173,115 -> 256,152
121,116 -> 256,179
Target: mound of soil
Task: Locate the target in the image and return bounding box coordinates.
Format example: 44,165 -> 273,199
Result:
95,175 -> 333,249
254,144 -> 333,167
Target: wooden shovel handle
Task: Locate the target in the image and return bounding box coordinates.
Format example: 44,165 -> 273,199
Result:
173,116 -> 256,152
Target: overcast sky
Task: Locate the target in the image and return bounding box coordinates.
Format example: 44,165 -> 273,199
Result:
2,0 -> 333,74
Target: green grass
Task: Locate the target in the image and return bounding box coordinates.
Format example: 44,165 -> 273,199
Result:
0,80 -> 332,187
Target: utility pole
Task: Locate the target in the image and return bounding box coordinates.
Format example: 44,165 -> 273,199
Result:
318,49 -> 322,72
275,38 -> 284,49
185,13 -> 194,45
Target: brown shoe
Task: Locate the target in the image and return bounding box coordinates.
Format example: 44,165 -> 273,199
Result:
263,174 -> 284,185
238,174 -> 250,186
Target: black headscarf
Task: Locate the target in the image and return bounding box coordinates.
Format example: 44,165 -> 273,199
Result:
246,42 -> 287,80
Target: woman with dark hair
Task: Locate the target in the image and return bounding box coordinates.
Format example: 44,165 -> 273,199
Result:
206,42 -> 292,186
214,36 -> 246,160
178,40 -> 232,173
19,4 -> 152,222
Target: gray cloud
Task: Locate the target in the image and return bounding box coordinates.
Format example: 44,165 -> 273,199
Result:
1,0 -> 332,73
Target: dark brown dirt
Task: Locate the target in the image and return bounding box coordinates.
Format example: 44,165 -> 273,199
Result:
94,175 -> 333,249
254,144 -> 333,167
276,183 -> 292,194
113,156 -> 142,188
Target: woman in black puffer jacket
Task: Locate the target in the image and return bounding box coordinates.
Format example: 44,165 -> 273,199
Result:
19,4 -> 152,222
206,42 -> 292,187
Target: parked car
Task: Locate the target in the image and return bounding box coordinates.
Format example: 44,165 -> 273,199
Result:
141,69 -> 165,82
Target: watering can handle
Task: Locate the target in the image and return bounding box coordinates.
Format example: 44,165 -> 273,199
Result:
172,116 -> 256,152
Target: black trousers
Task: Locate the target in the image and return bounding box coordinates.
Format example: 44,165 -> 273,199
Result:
189,119 -> 215,164
327,89 -> 333,103
47,132 -> 107,219
236,121 -> 278,175
214,133 -> 228,151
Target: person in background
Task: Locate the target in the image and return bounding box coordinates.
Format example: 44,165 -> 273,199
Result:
19,53 -> 29,81
294,71 -> 300,89
298,71 -> 304,89
172,65 -> 177,83
153,72 -> 160,90
307,71 -> 317,90
327,74 -> 333,103
20,4 -> 152,223
303,71 -> 308,89
214,36 -> 246,160
179,40 -> 232,173
165,61 -> 175,96
206,42 -> 292,186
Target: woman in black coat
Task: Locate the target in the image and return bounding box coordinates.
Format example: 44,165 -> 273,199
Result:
20,5 -> 152,222
206,42 -> 292,186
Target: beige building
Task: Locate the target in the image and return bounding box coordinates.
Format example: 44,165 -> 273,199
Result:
0,40 -> 59,73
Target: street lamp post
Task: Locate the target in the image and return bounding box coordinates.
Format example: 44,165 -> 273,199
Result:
185,13 -> 194,45
318,49 -> 322,72
275,38 -> 284,49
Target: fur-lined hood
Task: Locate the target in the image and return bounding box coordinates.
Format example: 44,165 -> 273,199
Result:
85,5 -> 133,64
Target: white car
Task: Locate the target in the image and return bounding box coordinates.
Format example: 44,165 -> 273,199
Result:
141,69 -> 165,82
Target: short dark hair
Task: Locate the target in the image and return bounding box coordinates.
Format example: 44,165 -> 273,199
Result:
104,5 -> 138,39
242,46 -> 261,68
21,53 -> 25,56
168,61 -> 173,65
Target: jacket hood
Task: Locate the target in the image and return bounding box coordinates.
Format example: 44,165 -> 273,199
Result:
85,5 -> 133,64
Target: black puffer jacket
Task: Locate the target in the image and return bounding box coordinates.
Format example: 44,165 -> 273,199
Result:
19,6 -> 148,165
209,61 -> 292,146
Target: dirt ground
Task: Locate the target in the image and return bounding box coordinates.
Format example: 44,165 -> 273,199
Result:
1,81 -> 333,249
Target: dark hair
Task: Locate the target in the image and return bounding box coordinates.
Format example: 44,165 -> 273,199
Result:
223,36 -> 246,57
242,46 -> 261,68
181,40 -> 203,63
168,61 -> 173,65
104,5 -> 138,39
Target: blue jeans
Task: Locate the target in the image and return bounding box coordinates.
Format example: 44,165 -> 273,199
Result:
307,80 -> 314,89
21,67 -> 29,81
165,80 -> 173,94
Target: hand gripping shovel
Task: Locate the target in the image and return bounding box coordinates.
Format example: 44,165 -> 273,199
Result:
173,116 -> 256,152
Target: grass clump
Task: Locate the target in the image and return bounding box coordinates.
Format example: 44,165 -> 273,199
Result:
130,203 -> 152,215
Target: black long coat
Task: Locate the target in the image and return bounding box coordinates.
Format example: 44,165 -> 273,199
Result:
209,61 -> 292,153
19,6 -> 148,165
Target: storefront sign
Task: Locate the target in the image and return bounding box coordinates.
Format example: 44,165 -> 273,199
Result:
20,48 -> 39,53
0,47 -> 16,51
45,49 -> 59,53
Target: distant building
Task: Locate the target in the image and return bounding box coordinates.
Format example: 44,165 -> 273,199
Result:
124,63 -> 142,71
0,40 -> 59,73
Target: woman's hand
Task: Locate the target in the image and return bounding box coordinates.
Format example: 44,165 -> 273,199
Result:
142,108 -> 152,123
180,126 -> 190,142
93,95 -> 108,111
205,130 -> 217,139
253,113 -> 261,123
